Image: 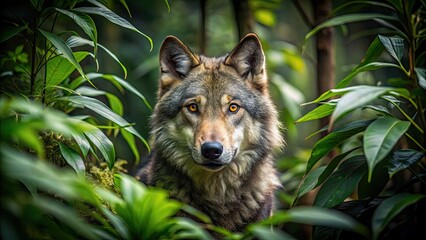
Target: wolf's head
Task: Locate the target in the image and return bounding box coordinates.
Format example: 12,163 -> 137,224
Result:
151,34 -> 283,178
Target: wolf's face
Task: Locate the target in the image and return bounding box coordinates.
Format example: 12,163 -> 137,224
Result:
151,34 -> 282,175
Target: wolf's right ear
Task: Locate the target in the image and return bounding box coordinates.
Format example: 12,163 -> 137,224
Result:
159,36 -> 199,94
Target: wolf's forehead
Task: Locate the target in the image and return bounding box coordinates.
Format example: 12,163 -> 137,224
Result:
198,55 -> 227,69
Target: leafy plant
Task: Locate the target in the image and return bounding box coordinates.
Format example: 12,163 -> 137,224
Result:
295,0 -> 426,239
1,0 -> 152,170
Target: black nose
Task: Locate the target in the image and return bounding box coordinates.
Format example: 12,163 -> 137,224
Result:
201,142 -> 223,160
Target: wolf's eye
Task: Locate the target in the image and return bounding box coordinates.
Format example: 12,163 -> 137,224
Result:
229,103 -> 240,113
187,103 -> 198,113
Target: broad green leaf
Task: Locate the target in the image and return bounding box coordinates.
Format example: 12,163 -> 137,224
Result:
387,149 -> 424,177
0,25 -> 27,43
121,128 -> 140,162
170,218 -> 213,240
287,206 -> 369,237
364,116 -> 410,181
335,62 -> 399,88
60,95 -> 149,151
87,73 -> 152,111
39,29 -> 87,81
414,67 -> 426,89
250,225 -> 296,240
72,132 -> 91,156
316,148 -> 361,188
67,36 -> 128,79
84,127 -> 116,169
314,155 -> 367,208
372,193 -> 426,240
181,205 -> 212,224
378,35 -> 404,64
330,86 -> 395,127
357,159 -> 389,199
58,142 -> 86,176
46,51 -> 89,86
296,103 -> 335,123
381,95 -> 423,134
306,120 -> 372,173
74,0 -> 153,51
305,14 -> 397,41
363,105 -> 391,116
298,166 -> 326,198
56,9 -> 97,55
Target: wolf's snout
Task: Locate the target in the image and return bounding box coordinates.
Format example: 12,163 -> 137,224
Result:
201,142 -> 223,160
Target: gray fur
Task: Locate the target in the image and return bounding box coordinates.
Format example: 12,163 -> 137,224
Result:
138,34 -> 284,236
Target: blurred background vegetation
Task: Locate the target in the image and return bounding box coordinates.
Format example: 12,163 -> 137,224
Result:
1,0 -> 425,239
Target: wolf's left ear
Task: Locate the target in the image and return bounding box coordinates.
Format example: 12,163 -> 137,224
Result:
159,36 -> 199,95
225,33 -> 267,91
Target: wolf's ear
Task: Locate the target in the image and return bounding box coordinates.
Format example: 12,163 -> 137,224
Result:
159,36 -> 199,93
225,33 -> 267,91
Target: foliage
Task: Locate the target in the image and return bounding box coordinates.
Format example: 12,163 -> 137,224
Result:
2,0 -> 425,240
296,0 -> 426,239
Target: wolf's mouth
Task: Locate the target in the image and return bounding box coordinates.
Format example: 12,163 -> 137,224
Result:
201,162 -> 225,170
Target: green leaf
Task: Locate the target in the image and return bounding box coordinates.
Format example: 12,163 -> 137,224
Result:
58,143 -> 86,176
60,95 -> 149,151
250,225 -> 296,240
171,218 -> 213,240
314,155 -> 367,208
0,25 -> 27,43
120,128 -> 140,162
72,132 -> 91,156
335,62 -> 400,88
86,73 -> 152,111
287,206 -> 369,237
414,67 -> 426,89
387,149 -> 424,177
306,120 -> 372,174
364,116 -> 410,181
305,14 -> 397,41
378,35 -> 404,64
296,103 -> 336,123
372,193 -> 426,240
357,159 -> 389,199
84,127 -> 116,169
316,148 -> 361,188
56,9 -> 98,55
39,29 -> 87,81
67,36 -> 128,79
330,86 -> 396,127
74,0 -> 153,51
46,52 -> 89,86
298,166 -> 326,198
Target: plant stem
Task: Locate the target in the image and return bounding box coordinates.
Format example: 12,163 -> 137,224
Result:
30,9 -> 38,98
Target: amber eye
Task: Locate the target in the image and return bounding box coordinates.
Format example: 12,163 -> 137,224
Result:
187,103 -> 198,113
229,103 -> 240,113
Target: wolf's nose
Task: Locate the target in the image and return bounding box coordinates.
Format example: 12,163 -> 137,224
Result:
201,142 -> 223,160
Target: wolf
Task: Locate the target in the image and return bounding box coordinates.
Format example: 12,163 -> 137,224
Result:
138,33 -> 284,234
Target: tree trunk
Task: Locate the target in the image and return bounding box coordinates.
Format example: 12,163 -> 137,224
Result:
200,0 -> 207,55
312,0 -> 335,131
231,0 -> 254,39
